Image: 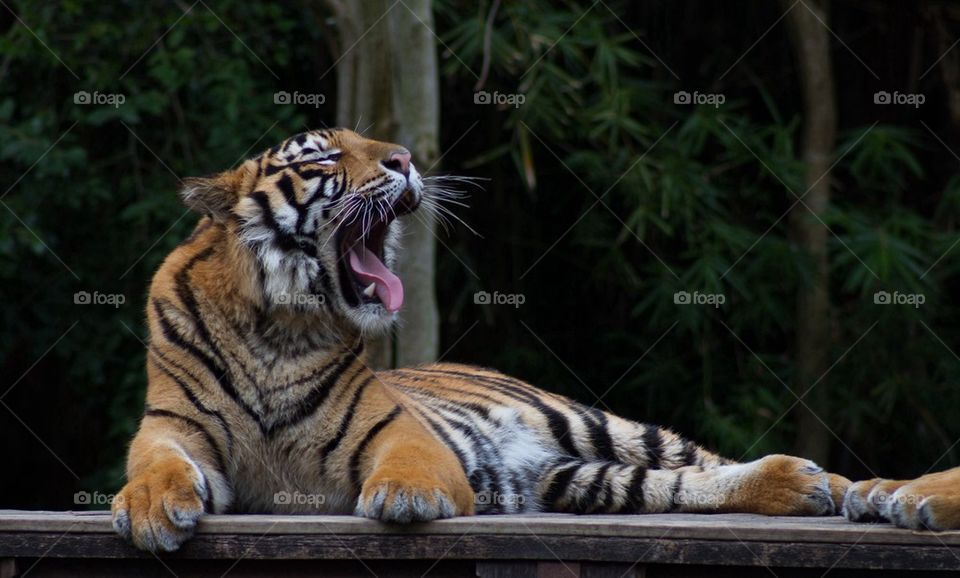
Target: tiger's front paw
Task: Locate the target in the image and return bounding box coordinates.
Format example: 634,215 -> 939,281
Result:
842,478 -> 907,523
355,474 -> 470,523
827,473 -> 852,514
865,472 -> 960,531
111,457 -> 208,552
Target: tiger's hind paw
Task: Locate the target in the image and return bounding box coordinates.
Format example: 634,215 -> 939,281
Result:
731,454 -> 835,516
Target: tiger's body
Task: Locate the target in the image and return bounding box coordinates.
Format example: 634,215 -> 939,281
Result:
113,129 -> 848,552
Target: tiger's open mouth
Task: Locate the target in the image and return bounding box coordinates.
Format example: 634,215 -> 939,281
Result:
336,188 -> 419,313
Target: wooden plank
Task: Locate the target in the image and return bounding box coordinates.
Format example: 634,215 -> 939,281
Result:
8,558 -> 476,578
1,531 -> 960,570
2,511 -> 960,547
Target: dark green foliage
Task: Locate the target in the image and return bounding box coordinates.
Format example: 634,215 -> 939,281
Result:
1,0 -> 958,508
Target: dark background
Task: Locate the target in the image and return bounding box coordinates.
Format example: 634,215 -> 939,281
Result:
2,0 -> 960,509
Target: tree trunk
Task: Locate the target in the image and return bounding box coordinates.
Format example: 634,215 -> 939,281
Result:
390,0 -> 441,367
325,0 -> 441,368
784,0 -> 836,466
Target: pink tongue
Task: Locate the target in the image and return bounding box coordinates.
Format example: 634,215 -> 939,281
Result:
349,247 -> 404,312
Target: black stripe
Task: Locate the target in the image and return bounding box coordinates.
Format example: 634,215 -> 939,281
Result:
396,387 -> 509,500
541,460 -> 581,510
147,349 -> 234,457
143,407 -> 228,503
299,168 -> 332,182
318,375 -> 373,467
329,168 -> 349,201
348,406 -> 402,487
579,406 -> 616,462
668,472 -> 685,512
249,191 -> 298,252
617,466 -> 648,513
681,440 -> 698,467
153,298 -> 265,432
275,173 -> 310,234
392,381 -> 493,421
173,247 -> 218,351
581,462 -> 613,513
391,372 -> 498,416
642,425 -> 665,468
265,349 -> 360,437
411,368 -> 582,459
143,407 -> 225,470
425,407 -> 509,509
263,163 -> 284,176
305,174 -> 332,206
415,410 -> 472,477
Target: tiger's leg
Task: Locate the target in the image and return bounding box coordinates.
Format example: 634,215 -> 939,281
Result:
539,454 -> 835,515
602,415 -> 850,512
844,467 -> 960,530
353,408 -> 476,523
111,412 -> 232,552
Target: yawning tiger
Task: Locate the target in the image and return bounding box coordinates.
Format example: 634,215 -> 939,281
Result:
112,128 -> 849,552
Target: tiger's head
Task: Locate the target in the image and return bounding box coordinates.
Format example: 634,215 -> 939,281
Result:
179,128 -> 425,336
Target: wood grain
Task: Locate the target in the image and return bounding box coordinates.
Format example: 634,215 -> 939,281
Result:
2,510 -> 960,572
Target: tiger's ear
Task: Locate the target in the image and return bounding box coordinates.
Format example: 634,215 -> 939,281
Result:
180,164 -> 250,221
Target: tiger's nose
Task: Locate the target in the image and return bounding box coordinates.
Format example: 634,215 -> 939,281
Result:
382,150 -> 411,177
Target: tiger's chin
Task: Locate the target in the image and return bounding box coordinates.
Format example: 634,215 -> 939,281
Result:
343,302 -> 399,337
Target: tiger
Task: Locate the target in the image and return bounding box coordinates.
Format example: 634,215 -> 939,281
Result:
843,469 -> 960,531
111,128 -> 851,552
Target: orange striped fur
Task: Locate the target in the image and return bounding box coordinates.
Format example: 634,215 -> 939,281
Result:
112,129 -> 849,552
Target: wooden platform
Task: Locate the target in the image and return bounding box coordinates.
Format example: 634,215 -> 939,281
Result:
2,510 -> 960,577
